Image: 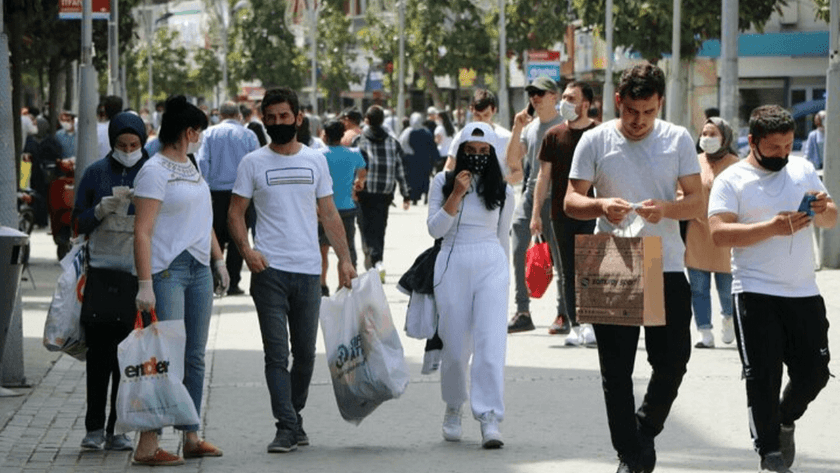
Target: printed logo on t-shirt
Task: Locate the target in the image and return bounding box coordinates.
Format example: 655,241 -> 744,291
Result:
265,167 -> 315,186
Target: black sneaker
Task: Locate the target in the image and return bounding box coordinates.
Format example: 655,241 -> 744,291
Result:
507,312 -> 535,333
267,430 -> 297,453
548,315 -> 571,335
779,423 -> 795,469
760,451 -> 792,472
295,426 -> 309,446
616,455 -> 643,473
227,286 -> 245,296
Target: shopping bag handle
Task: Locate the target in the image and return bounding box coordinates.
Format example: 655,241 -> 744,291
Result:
531,234 -> 546,245
134,309 -> 158,330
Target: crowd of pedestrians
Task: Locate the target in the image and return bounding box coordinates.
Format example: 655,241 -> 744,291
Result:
31,59 -> 829,473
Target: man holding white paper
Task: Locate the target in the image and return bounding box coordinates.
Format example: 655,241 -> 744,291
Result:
708,105 -> 836,473
564,64 -> 703,473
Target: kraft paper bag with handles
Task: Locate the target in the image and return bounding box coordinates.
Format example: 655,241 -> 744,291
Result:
574,234 -> 665,326
114,310 -> 200,434
319,270 -> 410,425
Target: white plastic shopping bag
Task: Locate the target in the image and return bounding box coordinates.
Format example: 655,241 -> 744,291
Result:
114,310 -> 200,434
43,241 -> 87,360
319,270 -> 410,425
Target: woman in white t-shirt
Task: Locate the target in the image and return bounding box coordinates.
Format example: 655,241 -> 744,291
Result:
133,96 -> 228,466
428,122 -> 514,449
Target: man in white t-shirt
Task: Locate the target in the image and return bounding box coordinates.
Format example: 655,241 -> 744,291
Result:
708,105 -> 836,473
444,89 -> 512,175
565,64 -> 704,473
228,87 -> 357,454
97,96 -> 123,160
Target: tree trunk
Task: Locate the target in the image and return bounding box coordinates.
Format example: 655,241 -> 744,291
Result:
420,67 -> 444,110
48,57 -> 61,134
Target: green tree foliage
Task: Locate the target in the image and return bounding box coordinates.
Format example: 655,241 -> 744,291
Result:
358,3 -> 400,104
317,0 -> 361,111
572,0 -> 786,62
812,0 -> 829,22
188,48 -> 223,99
229,0 -> 306,91
503,0 -> 570,69
127,28 -> 191,108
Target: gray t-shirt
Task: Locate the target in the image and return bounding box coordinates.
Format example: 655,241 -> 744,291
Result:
569,119 -> 701,272
521,114 -> 564,191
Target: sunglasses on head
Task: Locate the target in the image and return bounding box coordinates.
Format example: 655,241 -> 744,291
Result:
528,89 -> 547,98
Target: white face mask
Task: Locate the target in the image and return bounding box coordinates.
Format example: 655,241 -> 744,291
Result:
112,148 -> 143,168
558,100 -> 579,122
60,121 -> 73,132
699,136 -> 722,155
186,131 -> 203,155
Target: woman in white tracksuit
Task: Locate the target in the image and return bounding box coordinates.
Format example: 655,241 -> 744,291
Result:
427,122 -> 514,449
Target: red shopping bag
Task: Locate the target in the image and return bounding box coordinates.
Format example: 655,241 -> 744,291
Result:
525,235 -> 553,298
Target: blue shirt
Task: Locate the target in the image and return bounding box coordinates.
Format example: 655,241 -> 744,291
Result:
196,119 -> 260,191
145,136 -> 162,157
55,130 -> 76,158
324,145 -> 366,210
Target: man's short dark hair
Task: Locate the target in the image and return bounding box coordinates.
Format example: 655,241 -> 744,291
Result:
323,119 -> 345,144
101,95 -> 124,121
261,87 -> 300,117
341,107 -> 362,125
365,105 -> 384,128
704,107 -> 720,119
567,81 -> 594,104
617,64 -> 666,100
749,105 -> 795,144
239,104 -> 252,119
471,89 -> 497,112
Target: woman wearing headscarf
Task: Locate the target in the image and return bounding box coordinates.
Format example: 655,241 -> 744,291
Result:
684,117 -> 741,348
428,122 -> 514,449
73,112 -> 151,452
401,112 -> 439,204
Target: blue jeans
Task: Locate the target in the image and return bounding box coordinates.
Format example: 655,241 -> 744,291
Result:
152,250 -> 214,432
250,268 -> 321,433
687,268 -> 733,330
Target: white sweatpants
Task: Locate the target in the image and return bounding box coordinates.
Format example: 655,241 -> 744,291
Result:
434,241 -> 509,421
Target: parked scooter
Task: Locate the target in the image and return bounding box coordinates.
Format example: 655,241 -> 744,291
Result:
47,158 -> 75,261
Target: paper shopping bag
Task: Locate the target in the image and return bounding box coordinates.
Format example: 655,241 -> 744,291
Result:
574,235 -> 665,326
114,310 -> 200,433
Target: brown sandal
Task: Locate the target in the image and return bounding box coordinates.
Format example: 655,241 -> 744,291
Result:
132,448 -> 185,466
183,439 -> 223,459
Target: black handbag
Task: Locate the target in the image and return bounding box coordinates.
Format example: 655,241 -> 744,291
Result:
80,267 -> 138,330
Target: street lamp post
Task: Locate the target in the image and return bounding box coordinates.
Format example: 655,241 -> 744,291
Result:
602,0 -> 615,120
397,0 -> 405,133
498,0 -> 509,127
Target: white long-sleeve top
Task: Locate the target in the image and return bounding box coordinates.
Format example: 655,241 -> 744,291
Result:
427,171 -> 515,262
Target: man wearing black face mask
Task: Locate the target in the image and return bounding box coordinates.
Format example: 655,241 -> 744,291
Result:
228,87 -> 357,453
709,105 -> 837,473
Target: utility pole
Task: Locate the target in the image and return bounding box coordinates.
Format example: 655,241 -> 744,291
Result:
76,0 -> 99,176
146,6 -> 154,115
498,0 -> 509,127
666,0 -> 681,124
820,0 -> 840,267
720,0 -> 739,129
397,0 -> 405,134
307,0 -> 318,115
108,0 -> 120,97
602,0 -> 615,120
219,0 -> 229,104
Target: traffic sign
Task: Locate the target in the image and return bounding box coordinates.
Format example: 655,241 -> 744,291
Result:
59,0 -> 111,20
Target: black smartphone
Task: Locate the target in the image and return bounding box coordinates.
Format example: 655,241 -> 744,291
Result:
527,103 -> 535,116
798,194 -> 816,217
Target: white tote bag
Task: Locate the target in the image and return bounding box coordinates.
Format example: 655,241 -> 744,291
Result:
43,241 -> 87,360
114,310 -> 200,434
319,270 -> 410,425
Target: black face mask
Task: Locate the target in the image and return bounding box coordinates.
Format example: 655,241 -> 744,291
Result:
754,143 -> 789,172
266,123 -> 297,145
464,153 -> 490,175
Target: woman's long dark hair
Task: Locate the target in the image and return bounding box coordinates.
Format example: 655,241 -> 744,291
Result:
158,95 -> 208,146
440,111 -> 455,137
442,141 -> 506,211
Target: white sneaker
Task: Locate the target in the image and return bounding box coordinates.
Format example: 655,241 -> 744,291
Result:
721,317 -> 735,345
442,405 -> 462,441
478,412 -> 503,449
580,324 -> 597,347
695,328 -> 715,348
564,326 -> 582,346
